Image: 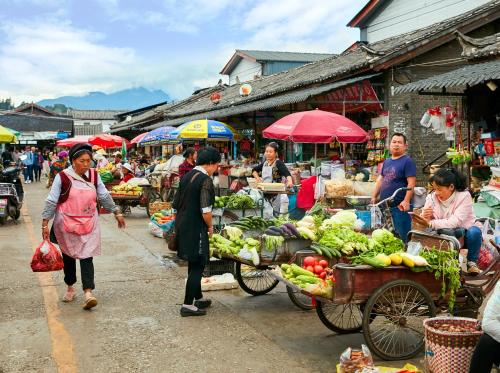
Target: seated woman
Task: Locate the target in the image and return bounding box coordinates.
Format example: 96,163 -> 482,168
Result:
412,168 -> 481,275
120,163 -> 135,184
178,147 -> 197,179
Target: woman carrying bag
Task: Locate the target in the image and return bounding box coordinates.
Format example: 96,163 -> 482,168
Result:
41,144 -> 126,310
173,147 -> 220,317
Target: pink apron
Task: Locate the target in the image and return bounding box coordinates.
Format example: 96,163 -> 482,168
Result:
54,170 -> 101,259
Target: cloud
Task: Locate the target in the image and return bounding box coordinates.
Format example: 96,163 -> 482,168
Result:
0,20 -> 138,103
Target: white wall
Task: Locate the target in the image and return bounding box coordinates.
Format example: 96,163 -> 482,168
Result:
229,58 -> 262,85
364,0 -> 492,43
73,119 -> 116,134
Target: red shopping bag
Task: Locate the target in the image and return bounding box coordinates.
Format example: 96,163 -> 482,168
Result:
30,240 -> 64,272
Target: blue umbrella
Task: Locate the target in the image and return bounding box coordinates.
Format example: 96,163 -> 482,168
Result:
138,126 -> 177,145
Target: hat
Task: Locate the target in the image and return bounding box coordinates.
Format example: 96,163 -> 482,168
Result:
96,148 -> 107,156
122,163 -> 134,173
112,151 -> 122,157
69,143 -> 92,162
57,150 -> 68,158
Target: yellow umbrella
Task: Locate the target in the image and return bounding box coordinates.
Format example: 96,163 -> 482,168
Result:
0,125 -> 18,143
171,119 -> 241,140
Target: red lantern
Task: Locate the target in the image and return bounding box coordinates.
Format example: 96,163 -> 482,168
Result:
210,92 -> 221,104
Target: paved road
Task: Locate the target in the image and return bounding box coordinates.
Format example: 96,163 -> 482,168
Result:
0,181 -> 425,372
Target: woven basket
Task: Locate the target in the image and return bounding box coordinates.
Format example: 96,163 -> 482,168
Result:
148,201 -> 172,215
424,317 -> 482,373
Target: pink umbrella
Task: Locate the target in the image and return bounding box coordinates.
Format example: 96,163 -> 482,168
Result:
263,109 -> 367,143
130,132 -> 147,145
56,135 -> 91,148
88,134 -> 130,149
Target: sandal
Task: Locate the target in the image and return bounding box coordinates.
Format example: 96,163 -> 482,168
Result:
62,290 -> 76,303
83,296 -> 98,310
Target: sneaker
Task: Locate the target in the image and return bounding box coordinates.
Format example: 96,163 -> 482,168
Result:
467,261 -> 481,275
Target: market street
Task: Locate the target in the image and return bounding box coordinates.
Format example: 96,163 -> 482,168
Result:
1,181 -> 422,373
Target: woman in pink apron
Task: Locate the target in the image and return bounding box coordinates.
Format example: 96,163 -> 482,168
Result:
42,144 -> 126,310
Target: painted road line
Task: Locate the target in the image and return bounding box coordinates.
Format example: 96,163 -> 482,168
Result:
22,202 -> 77,373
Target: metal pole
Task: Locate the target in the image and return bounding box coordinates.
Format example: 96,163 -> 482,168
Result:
314,143 -> 318,175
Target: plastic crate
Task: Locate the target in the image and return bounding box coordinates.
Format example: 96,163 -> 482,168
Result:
203,258 -> 235,277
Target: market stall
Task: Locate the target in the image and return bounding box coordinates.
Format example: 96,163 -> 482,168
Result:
108,177 -> 161,217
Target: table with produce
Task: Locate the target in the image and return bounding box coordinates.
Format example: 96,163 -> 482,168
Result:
209,202 -> 464,361
212,193 -> 264,228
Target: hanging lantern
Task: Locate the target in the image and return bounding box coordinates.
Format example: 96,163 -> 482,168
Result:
210,92 -> 221,104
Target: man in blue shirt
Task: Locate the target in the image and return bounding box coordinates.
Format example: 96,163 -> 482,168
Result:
371,133 -> 416,242
21,146 -> 34,183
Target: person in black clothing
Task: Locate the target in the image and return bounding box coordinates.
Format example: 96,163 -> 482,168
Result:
173,146 -> 220,317
251,142 -> 293,187
33,148 -> 42,181
1,146 -> 13,168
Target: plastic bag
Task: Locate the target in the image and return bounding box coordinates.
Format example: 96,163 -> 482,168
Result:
148,222 -> 164,238
339,344 -> 374,373
420,111 -> 431,128
99,171 -> 114,183
30,240 -> 64,272
478,219 -> 500,270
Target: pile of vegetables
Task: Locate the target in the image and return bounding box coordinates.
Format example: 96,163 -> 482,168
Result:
264,223 -> 301,239
280,262 -> 334,298
209,231 -> 261,266
320,210 -> 357,230
420,247 -> 461,311
319,227 -> 369,255
262,235 -> 285,251
368,229 -> 405,254
215,194 -> 256,209
230,216 -> 269,231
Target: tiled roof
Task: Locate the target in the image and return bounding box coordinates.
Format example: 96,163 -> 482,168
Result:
69,109 -> 125,120
393,59 -> 500,93
240,50 -> 335,62
145,74 -> 381,129
0,112 -> 73,132
456,31 -> 500,59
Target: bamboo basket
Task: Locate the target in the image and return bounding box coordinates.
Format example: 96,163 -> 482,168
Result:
148,201 -> 172,215
424,317 -> 482,373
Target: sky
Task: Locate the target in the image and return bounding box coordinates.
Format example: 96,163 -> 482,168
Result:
0,0 -> 367,105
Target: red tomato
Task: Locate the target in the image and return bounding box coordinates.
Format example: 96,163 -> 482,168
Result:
319,272 -> 327,279
314,265 -> 324,274
303,257 -> 316,267
306,266 -> 315,273
319,260 -> 329,268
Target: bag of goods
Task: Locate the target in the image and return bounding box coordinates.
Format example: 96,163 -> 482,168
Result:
339,345 -> 374,373
148,222 -> 164,238
353,181 -> 376,197
30,240 -> 64,272
324,179 -> 353,198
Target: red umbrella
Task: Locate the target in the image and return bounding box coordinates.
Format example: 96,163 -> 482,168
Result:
88,134 -> 130,149
263,109 -> 367,143
130,132 -> 147,145
56,135 -> 91,148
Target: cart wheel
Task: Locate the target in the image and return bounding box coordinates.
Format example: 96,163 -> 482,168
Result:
315,300 -> 363,333
235,262 -> 279,296
286,286 -> 314,310
362,279 -> 436,361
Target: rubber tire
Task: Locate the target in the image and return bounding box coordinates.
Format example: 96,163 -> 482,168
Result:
286,286 -> 314,310
362,279 -> 436,361
315,300 -> 363,334
235,262 -> 279,296
14,209 -> 21,220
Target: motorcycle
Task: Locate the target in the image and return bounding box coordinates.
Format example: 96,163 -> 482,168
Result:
0,163 -> 24,224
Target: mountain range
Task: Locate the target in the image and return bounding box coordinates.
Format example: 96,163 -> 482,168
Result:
37,87 -> 170,110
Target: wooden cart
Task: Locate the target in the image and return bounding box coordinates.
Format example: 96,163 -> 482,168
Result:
270,229 -> 500,361
110,184 -> 161,217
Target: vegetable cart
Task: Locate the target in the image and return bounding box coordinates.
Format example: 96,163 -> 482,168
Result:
270,229 -> 500,361
110,184 -> 161,217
